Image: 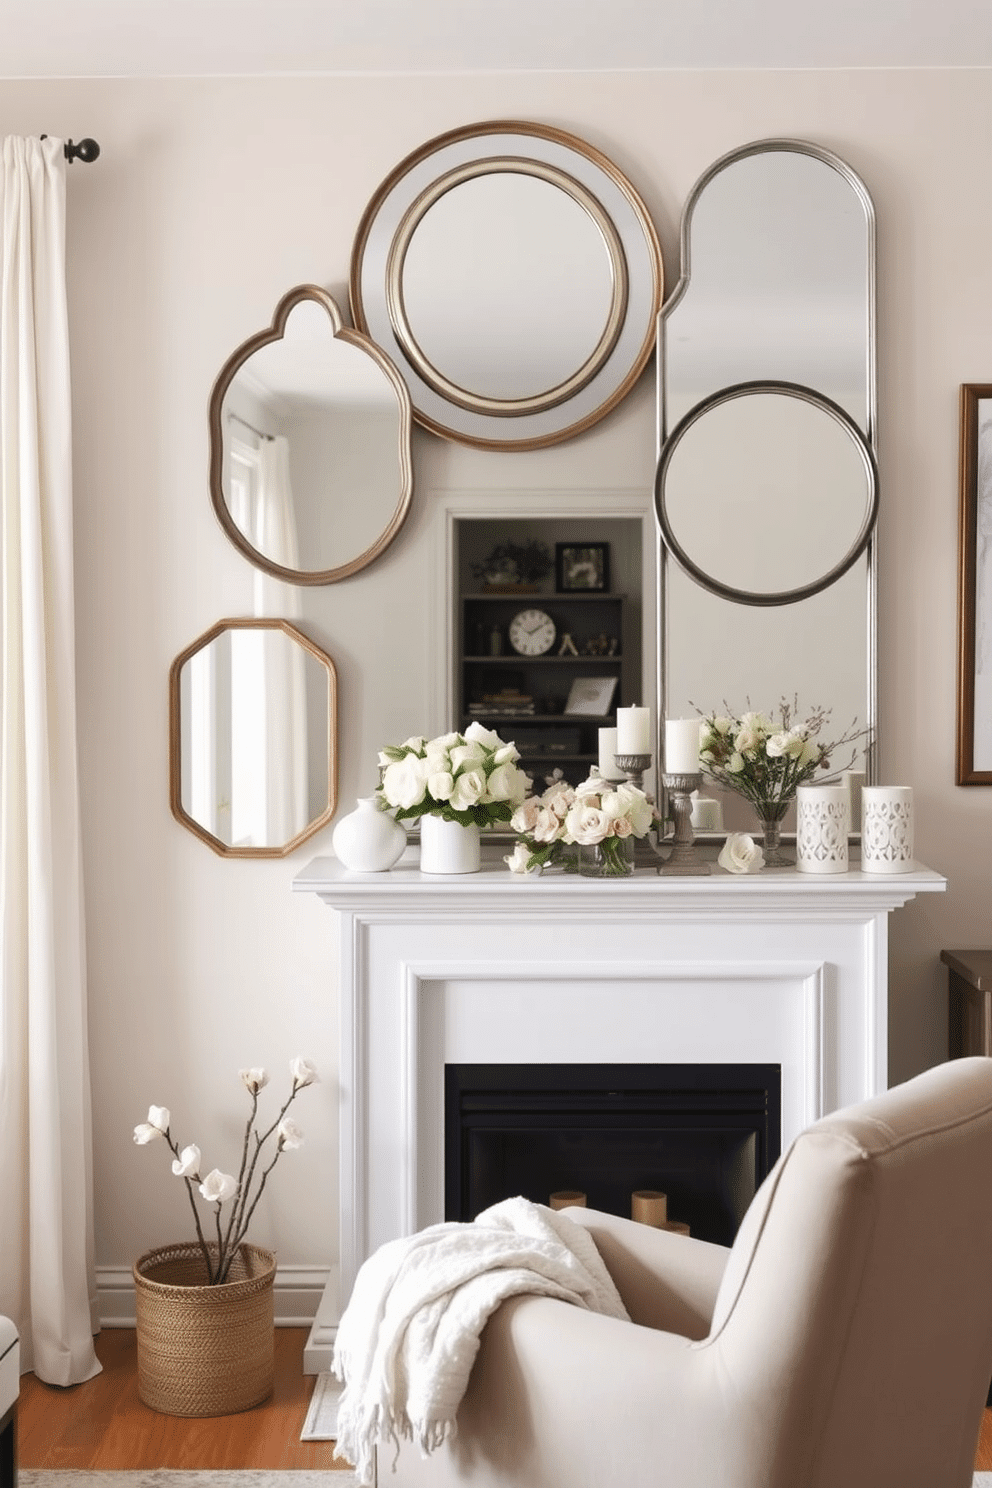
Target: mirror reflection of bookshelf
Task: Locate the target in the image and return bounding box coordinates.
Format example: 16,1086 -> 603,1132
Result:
460,591 -> 625,787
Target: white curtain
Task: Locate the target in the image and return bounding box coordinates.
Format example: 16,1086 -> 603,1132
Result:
0,137 -> 101,1384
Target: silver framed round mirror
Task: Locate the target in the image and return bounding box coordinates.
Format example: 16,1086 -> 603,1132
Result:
655,379 -> 879,607
350,120 -> 663,450
209,285 -> 414,585
169,618 -> 338,858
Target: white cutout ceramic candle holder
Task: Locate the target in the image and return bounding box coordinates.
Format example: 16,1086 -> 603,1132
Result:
861,785 -> 915,873
796,785 -> 850,874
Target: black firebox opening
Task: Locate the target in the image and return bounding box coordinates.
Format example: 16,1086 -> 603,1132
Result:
445,1062 -> 781,1248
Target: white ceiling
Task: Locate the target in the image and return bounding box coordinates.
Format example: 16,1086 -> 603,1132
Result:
5,0 -> 992,78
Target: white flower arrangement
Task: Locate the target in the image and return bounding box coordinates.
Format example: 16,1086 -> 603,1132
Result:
506,769 -> 656,876
133,1057 -> 318,1285
698,699 -> 864,824
377,722 -> 530,829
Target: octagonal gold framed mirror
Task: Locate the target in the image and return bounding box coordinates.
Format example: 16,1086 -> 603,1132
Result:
169,618 -> 338,857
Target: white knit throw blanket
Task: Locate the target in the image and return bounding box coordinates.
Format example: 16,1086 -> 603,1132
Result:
331,1196 -> 630,1485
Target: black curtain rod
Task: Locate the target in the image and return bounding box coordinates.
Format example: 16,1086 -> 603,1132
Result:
39,136 -> 101,164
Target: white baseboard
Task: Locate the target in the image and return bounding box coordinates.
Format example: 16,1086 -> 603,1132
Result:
96,1263 -> 329,1328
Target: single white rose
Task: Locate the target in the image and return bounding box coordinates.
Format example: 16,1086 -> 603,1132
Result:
427,771 -> 455,802
290,1056 -> 319,1087
614,783 -> 655,836
493,743 -> 519,765
449,741 -> 487,772
713,715 -> 733,735
531,807 -> 562,844
239,1067 -> 268,1093
734,728 -> 760,755
504,842 -> 539,875
511,799 -> 541,834
717,832 -> 765,875
727,752 -> 745,774
463,722 -> 504,750
766,731 -> 790,758
133,1122 -> 162,1145
598,789 -> 625,821
423,742 -> 453,771
542,784 -> 574,818
449,769 -> 486,811
485,762 -> 521,802
566,802 -> 611,845
432,731 -> 462,750
278,1117 -> 305,1150
401,736 -> 427,753
147,1105 -> 170,1133
199,1169 -> 239,1204
171,1143 -> 201,1178
381,755 -> 430,810
575,775 -> 604,798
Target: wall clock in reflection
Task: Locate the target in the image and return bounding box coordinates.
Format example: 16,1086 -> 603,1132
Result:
350,120 -> 664,450
509,608 -> 556,656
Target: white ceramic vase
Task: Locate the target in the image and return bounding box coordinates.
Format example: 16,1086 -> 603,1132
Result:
861,785 -> 915,873
332,796 -> 407,872
419,814 -> 481,874
796,785 -> 850,874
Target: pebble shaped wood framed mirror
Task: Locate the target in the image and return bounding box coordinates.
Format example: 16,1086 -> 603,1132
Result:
169,619 -> 338,857
654,139 -> 878,787
209,285 -> 414,584
350,120 -> 664,450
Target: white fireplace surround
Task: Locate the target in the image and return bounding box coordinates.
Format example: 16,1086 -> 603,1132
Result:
294,852 -> 945,1371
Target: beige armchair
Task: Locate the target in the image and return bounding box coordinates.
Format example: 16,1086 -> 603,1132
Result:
391,1057 -> 992,1488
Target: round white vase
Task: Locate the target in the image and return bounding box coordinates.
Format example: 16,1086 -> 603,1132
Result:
332,796 -> 407,872
419,814 -> 481,874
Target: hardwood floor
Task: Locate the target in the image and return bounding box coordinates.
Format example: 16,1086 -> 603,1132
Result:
976,1408 -> 992,1471
16,1329 -> 992,1474
17,1328 -> 350,1471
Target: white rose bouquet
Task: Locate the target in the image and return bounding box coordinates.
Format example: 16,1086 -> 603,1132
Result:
698,698 -> 864,825
506,770 -> 656,876
377,722 -> 530,828
133,1057 -> 318,1284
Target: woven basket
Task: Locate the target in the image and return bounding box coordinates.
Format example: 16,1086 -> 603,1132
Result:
133,1241 -> 275,1417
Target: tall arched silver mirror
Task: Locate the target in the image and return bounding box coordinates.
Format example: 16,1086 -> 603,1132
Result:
209,286 -> 414,585
170,619 -> 338,857
351,121 -> 663,450
656,140 -> 878,799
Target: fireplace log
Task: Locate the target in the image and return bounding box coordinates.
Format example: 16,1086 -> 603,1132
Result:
549,1190 -> 586,1210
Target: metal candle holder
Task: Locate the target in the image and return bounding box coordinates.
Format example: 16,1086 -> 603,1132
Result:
659,772 -> 711,876
614,753 -> 652,792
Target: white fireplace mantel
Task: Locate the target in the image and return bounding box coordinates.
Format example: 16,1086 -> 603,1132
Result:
293,851 -> 945,1371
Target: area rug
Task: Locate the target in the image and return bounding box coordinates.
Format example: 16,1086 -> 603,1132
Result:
21,1473 -> 357,1488
300,1372 -> 342,1441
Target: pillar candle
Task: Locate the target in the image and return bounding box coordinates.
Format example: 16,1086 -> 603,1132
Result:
616,705 -> 651,755
665,717 -> 700,774
597,727 -> 624,779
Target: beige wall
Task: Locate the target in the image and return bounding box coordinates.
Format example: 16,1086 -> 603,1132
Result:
2,68 -> 989,1295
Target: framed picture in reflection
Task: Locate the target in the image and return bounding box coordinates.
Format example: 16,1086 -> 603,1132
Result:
556,542 -> 610,592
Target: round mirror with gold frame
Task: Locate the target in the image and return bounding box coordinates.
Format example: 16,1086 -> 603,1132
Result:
209,285 -> 414,585
169,618 -> 338,858
350,121 -> 663,450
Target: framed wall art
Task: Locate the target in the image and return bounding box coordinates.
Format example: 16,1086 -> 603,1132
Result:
556,541 -> 610,592
956,384 -> 992,783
